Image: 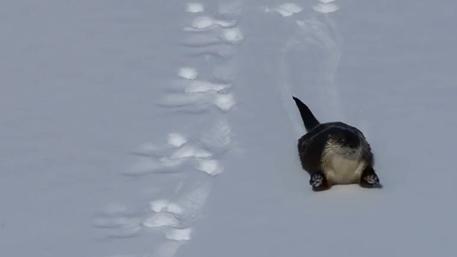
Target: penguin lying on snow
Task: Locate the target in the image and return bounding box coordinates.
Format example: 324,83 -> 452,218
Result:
293,97 -> 382,191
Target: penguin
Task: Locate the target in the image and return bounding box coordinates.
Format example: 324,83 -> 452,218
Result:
292,97 -> 381,191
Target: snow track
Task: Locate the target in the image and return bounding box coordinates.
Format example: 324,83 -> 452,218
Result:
94,2 -> 244,256
3,1 -> 457,257
273,0 -> 344,136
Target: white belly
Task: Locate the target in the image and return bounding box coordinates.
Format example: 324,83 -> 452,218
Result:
322,144 -> 366,185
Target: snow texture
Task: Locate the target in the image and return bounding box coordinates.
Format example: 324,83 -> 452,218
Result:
1,0 -> 457,257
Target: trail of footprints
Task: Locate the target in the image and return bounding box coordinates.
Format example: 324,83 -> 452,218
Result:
95,2 -> 244,257
159,67 -> 235,113
127,123 -> 230,176
160,4 -> 243,112
95,1 -> 339,255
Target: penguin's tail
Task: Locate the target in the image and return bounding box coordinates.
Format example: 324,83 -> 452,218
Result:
292,97 -> 320,131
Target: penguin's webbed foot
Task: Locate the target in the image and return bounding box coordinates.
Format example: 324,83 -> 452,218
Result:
360,168 -> 382,188
310,172 -> 330,191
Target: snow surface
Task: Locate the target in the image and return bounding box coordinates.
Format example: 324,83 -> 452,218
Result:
1,0 -> 457,257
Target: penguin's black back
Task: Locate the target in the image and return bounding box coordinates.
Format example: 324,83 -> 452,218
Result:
298,122 -> 373,172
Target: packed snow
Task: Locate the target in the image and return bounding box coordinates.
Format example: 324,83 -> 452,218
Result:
1,0 -> 457,257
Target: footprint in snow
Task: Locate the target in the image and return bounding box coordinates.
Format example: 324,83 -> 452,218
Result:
186,2 -> 205,14
158,67 -> 236,112
100,2 -> 239,257
181,13 -> 244,54
168,77 -> 231,95
185,44 -> 237,59
177,67 -> 198,80
144,177 -> 212,231
182,27 -> 244,47
184,16 -> 238,32
92,203 -> 143,238
164,228 -> 192,241
93,185 -> 204,241
93,178 -> 209,240
126,132 -> 225,176
265,3 -> 303,17
313,0 -> 339,14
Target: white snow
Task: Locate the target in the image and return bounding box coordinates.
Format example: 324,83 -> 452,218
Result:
184,17 -> 237,32
186,3 -> 205,13
166,203 -> 184,215
149,200 -> 184,215
167,133 -> 187,148
2,1 -> 457,257
142,213 -> 180,228
184,80 -> 230,93
222,28 -> 244,43
200,119 -> 232,154
150,200 -> 172,213
178,67 -> 198,80
165,228 -> 192,241
214,93 -> 236,111
313,3 -> 340,14
267,3 -> 303,17
191,16 -> 214,30
170,145 -> 212,159
195,159 -> 223,175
